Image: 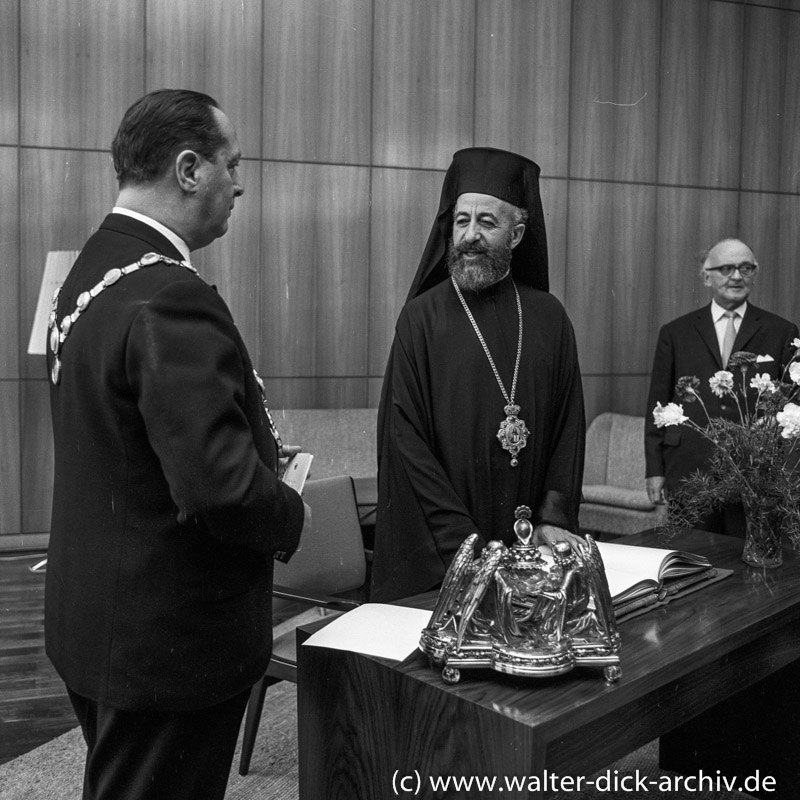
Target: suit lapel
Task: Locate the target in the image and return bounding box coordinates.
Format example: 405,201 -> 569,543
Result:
734,304 -> 761,354
693,305 -> 723,368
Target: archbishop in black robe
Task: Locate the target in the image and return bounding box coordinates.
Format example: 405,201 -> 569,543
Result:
371,148 -> 586,602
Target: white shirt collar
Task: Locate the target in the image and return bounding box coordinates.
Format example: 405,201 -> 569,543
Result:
711,299 -> 747,323
112,207 -> 192,265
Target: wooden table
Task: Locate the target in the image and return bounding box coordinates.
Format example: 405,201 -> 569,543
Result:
297,530 -> 800,799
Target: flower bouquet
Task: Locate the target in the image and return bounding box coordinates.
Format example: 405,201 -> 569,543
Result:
652,342 -> 800,567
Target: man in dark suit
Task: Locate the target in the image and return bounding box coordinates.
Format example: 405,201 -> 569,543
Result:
45,89 -> 307,800
644,237 -> 798,535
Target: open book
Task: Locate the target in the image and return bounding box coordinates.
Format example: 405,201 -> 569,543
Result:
594,540 -> 728,621
596,540 -> 710,604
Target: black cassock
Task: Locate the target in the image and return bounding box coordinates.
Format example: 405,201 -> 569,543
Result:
371,273 -> 585,602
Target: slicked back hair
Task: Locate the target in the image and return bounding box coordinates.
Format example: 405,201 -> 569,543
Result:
111,89 -> 226,187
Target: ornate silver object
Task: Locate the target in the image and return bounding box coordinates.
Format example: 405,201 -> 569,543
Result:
497,404 -> 529,467
253,369 -> 283,450
420,506 -> 622,684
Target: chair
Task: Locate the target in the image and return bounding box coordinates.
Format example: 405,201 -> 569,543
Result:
579,412 -> 666,537
238,475 -> 367,775
272,408 -> 379,545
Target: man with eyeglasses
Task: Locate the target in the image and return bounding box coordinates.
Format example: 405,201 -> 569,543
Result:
644,238 -> 798,536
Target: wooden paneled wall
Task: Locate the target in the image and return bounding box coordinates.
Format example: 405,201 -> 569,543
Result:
3,0 -> 800,548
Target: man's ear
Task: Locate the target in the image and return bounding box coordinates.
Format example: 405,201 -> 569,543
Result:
510,223 -> 525,250
175,149 -> 202,193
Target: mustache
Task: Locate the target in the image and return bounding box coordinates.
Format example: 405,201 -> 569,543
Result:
452,241 -> 489,255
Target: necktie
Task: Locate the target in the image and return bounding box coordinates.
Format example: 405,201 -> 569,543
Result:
721,311 -> 738,367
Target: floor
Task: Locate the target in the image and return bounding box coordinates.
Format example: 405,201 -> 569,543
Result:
0,552 -> 75,766
0,550 -> 319,768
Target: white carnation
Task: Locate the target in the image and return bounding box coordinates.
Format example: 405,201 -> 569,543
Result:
652,402 -> 688,429
750,373 -> 776,394
777,403 -> 800,439
709,371 -> 734,397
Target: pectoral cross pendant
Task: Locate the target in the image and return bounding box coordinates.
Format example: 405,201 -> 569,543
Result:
497,404 -> 529,467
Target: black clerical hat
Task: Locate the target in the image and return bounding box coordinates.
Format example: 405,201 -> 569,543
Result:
406,147 -> 549,299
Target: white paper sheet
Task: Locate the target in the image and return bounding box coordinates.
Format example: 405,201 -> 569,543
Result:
302,603 -> 432,661
28,251 -> 80,355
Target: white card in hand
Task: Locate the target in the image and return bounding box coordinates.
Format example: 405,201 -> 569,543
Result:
281,453 -> 313,493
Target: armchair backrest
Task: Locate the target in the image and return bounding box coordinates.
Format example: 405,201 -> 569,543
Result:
583,412 -> 614,485
274,475 -> 366,596
584,413 -> 647,491
606,414 -> 647,490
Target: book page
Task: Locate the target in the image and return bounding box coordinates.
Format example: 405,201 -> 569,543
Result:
535,541 -> 711,605
657,549 -> 712,579
596,540 -> 710,583
539,546 -> 656,603
602,567 -> 657,604
302,603 -> 433,661
27,251 -> 79,355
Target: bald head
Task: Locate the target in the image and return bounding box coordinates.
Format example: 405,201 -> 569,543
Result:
700,238 -> 758,311
701,239 -> 756,270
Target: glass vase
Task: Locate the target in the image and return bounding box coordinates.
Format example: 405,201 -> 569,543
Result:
741,494 -> 783,568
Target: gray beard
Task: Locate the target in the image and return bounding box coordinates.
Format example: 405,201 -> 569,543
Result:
446,240 -> 513,292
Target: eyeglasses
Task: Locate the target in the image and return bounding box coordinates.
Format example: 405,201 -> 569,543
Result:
704,262 -> 758,277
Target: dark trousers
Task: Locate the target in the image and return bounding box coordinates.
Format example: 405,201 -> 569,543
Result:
694,502 -> 747,538
67,686 -> 250,800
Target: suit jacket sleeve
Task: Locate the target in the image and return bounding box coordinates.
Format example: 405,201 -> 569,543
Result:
126,278 -> 304,556
778,323 -> 800,373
